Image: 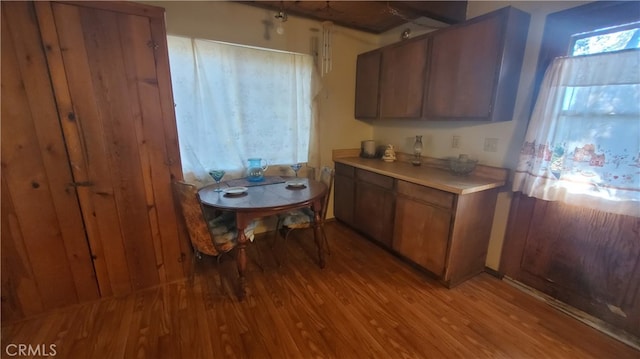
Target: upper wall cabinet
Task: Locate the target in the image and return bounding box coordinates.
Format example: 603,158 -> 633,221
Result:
379,37 -> 429,119
354,50 -> 381,119
424,7 -> 530,121
354,6 -> 530,122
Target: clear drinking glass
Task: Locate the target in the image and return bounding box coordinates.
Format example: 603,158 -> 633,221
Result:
290,163 -> 302,177
209,170 -> 226,192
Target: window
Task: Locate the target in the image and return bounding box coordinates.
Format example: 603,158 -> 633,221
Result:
513,20 -> 640,216
167,36 -> 318,184
570,22 -> 640,56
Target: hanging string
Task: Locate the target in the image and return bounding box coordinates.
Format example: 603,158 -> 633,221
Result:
321,21 -> 332,76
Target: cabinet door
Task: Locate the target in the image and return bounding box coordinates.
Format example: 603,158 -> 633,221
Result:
424,14 -> 503,120
334,173 -> 355,227
393,196 -> 451,276
354,182 -> 395,247
379,38 -> 429,119
354,50 -> 381,119
38,1 -> 185,297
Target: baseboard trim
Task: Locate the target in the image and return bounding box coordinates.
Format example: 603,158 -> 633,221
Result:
483,266 -> 503,279
502,276 -> 640,351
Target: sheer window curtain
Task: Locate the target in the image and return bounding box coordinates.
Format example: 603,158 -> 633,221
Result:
167,36 -> 321,185
513,50 -> 640,217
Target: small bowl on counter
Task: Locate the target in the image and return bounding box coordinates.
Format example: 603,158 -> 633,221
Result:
449,155 -> 478,176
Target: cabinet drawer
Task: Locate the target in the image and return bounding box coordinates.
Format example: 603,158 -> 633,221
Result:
397,180 -> 454,210
335,162 -> 355,178
356,169 -> 394,189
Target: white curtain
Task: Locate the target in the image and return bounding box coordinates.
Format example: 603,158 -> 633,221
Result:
167,36 -> 321,185
513,50 -> 640,217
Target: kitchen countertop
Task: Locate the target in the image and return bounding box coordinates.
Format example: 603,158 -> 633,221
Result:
333,154 -> 508,195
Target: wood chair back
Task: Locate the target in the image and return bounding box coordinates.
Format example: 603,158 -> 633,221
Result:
318,166 -> 335,221
172,181 -> 219,257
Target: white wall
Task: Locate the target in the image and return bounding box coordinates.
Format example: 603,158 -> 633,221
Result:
143,0 -> 588,269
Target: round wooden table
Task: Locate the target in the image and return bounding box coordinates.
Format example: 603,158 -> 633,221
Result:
199,177 -> 328,300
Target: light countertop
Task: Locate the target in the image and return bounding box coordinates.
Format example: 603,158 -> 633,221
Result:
333,154 -> 507,195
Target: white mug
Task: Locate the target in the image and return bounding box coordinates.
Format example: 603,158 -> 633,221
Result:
361,140 -> 376,158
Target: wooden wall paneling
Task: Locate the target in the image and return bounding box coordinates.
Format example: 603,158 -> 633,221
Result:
116,11 -> 165,284
34,1 -> 113,298
3,1 -> 100,304
55,0 -> 166,18
147,14 -> 191,275
75,5 -> 161,290
1,2 -> 99,314
521,201 -> 640,322
624,252 -> 640,335
1,171 -> 43,320
147,15 -> 184,181
45,2 -> 133,296
502,193 -> 640,337
43,1 -> 186,293
499,193 -> 534,276
117,11 -> 185,282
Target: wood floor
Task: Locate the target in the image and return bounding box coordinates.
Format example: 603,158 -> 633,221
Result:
2,221 -> 638,358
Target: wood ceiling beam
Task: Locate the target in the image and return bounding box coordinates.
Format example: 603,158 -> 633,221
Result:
236,1 -> 467,34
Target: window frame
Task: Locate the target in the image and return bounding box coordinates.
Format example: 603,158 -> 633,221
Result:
531,1 -> 640,115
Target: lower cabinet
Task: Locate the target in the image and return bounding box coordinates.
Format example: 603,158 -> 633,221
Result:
334,163 -> 500,287
393,183 -> 453,277
354,171 -> 395,247
333,163 -> 356,227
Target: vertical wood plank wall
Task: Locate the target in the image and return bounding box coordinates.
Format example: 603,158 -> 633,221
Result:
501,193 -> 640,337
1,1 -> 100,320
1,1 -> 188,322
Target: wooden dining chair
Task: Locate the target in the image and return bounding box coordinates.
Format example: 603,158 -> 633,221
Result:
172,181 -> 257,283
274,166 -> 334,264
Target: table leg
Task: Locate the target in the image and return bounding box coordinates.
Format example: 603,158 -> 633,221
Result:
236,228 -> 248,300
313,211 -> 326,268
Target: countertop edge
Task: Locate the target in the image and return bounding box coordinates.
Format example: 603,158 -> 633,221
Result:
333,156 -> 506,195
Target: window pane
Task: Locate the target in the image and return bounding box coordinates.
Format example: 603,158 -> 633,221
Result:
572,27 -> 640,55
167,36 -> 315,180
562,84 -> 640,115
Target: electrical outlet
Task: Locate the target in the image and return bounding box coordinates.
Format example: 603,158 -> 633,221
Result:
452,135 -> 460,149
484,138 -> 498,152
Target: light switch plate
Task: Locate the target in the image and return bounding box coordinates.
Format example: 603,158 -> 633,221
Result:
452,135 -> 460,149
484,138 -> 498,152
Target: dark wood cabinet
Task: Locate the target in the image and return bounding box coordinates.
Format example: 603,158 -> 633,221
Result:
334,164 -> 395,247
379,38 -> 429,119
354,50 -> 381,119
354,169 -> 395,247
333,162 -> 501,287
333,163 -> 356,227
424,7 -> 530,121
354,6 -> 530,122
393,181 -> 455,277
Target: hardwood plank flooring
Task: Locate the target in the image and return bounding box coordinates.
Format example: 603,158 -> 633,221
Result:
2,221 -> 638,358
